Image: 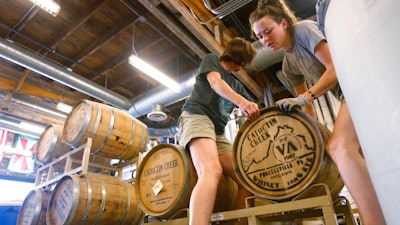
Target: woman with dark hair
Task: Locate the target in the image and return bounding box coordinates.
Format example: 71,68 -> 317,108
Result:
178,37 -> 260,225
249,1 -> 386,224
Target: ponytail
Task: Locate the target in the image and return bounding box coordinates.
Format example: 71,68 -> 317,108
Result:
249,0 -> 297,39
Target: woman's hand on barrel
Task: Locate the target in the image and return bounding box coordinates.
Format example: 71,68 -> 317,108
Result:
239,100 -> 260,122
275,95 -> 310,113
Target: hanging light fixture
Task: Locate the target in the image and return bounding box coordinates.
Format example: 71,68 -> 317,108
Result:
30,0 -> 60,16
129,55 -> 181,92
128,17 -> 181,92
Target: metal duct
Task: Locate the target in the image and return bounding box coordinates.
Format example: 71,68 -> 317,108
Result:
128,69 -> 197,117
0,112 -> 46,138
148,124 -> 179,138
127,41 -> 283,118
0,37 -> 130,110
0,120 -> 42,138
0,37 -> 283,121
0,93 -> 68,119
249,40 -> 284,72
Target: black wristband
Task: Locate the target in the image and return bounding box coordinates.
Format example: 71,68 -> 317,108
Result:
308,90 -> 317,100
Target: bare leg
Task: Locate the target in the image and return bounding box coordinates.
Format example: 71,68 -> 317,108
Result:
189,137 -> 223,225
326,103 -> 386,225
220,151 -> 253,225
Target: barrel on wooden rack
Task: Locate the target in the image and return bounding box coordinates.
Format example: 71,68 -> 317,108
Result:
17,189 -> 52,225
136,144 -> 238,219
63,99 -> 148,160
46,173 -> 143,225
233,107 -> 343,201
34,124 -> 70,165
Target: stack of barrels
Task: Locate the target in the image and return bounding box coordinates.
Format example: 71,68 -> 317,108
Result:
133,107 -> 344,221
17,99 -> 148,225
18,104 -> 344,224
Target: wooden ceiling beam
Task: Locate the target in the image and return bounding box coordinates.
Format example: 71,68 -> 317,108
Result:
47,0 -> 110,50
0,103 -> 65,126
3,68 -> 31,102
161,0 -> 264,101
71,14 -> 137,66
91,36 -> 165,82
138,0 -> 207,58
7,6 -> 40,40
0,78 -> 73,103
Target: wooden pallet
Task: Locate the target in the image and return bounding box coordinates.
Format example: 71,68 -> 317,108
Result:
143,184 -> 357,225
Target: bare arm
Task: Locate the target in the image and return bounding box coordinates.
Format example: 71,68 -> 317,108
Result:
206,71 -> 260,121
304,40 -> 338,101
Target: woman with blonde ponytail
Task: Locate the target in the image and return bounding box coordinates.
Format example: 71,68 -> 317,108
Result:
249,1 -> 386,224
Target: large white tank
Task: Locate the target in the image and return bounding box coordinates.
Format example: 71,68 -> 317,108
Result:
325,1 -> 400,224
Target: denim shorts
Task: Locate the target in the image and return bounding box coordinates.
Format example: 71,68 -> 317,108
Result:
178,111 -> 232,154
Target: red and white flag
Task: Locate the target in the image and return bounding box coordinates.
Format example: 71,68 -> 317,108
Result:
7,134 -> 37,173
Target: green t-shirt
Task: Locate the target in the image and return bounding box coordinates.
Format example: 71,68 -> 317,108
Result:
182,54 -> 252,134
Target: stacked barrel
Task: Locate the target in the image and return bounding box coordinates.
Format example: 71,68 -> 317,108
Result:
17,100 -> 148,225
18,104 -> 345,224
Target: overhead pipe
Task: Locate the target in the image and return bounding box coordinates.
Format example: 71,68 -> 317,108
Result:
0,37 -> 283,125
0,112 -> 46,138
128,69 -> 197,117
120,0 -> 201,65
0,37 -> 131,110
0,93 -> 68,119
127,41 -> 283,118
147,122 -> 179,138
249,41 -> 284,72
0,120 -> 42,138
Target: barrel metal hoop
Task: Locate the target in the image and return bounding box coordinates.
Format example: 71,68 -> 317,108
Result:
50,126 -> 61,158
130,192 -> 143,225
29,189 -> 43,225
90,102 -> 102,153
138,122 -> 148,157
134,121 -> 148,159
176,145 -> 194,211
72,100 -> 93,147
39,125 -> 58,163
98,105 -> 114,154
78,175 -> 92,225
93,174 -> 106,225
63,175 -> 81,225
117,118 -> 137,159
120,182 -> 131,225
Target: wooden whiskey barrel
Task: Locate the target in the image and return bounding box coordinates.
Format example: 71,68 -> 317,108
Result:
17,189 -> 52,225
136,144 -> 238,219
63,99 -> 148,160
233,107 -> 343,201
46,173 -> 143,225
35,124 -> 70,165
35,123 -> 112,173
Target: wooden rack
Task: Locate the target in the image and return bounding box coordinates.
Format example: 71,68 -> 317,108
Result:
34,138 -> 139,189
143,184 -> 357,225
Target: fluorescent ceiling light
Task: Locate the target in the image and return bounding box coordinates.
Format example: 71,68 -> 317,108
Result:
56,102 -> 73,113
30,0 -> 60,16
129,55 -> 181,92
